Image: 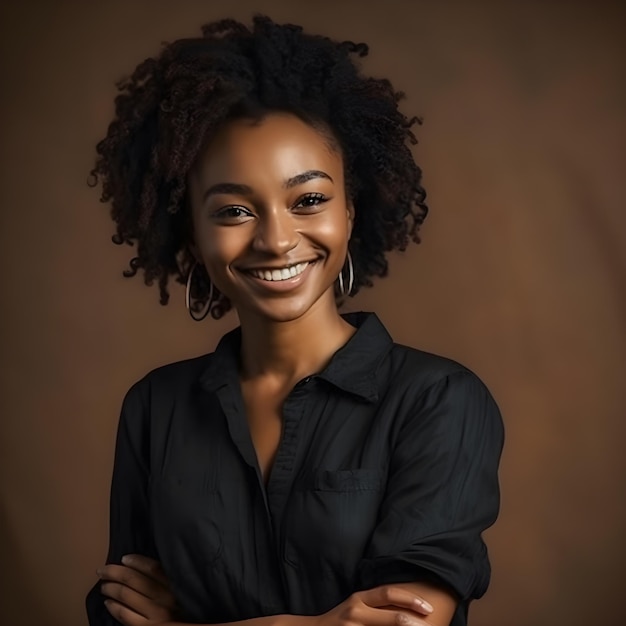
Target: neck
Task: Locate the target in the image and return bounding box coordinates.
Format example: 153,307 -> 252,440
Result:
237,297 -> 355,384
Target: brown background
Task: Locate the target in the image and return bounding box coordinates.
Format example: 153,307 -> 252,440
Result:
1,1 -> 625,625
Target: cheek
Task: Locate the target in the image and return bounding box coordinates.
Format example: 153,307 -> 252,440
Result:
313,213 -> 351,256
195,227 -> 244,278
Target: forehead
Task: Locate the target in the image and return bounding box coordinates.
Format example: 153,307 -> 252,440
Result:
192,113 -> 344,183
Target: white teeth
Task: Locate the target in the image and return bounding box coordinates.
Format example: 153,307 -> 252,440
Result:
250,262 -> 309,282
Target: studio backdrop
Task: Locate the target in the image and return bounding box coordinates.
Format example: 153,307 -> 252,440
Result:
0,1 -> 624,625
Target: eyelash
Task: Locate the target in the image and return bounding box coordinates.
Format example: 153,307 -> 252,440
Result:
214,206 -> 253,220
294,192 -> 328,209
213,193 -> 329,220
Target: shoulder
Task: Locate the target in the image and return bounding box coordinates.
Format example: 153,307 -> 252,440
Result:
115,353 -> 218,445
383,343 -> 503,435
145,352 -> 214,387
123,352 -> 215,405
385,342 -> 487,396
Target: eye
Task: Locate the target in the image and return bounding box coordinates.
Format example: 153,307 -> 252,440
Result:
293,193 -> 329,211
212,206 -> 254,221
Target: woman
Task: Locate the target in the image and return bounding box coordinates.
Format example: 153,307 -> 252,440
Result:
87,15 -> 504,626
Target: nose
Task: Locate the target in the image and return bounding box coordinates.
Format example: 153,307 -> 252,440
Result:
252,207 -> 299,256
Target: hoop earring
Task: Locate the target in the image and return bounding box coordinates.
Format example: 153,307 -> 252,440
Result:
185,262 -> 215,322
337,251 -> 354,298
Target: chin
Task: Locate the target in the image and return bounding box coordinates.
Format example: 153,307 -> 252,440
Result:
237,292 -> 334,325
253,303 -> 315,324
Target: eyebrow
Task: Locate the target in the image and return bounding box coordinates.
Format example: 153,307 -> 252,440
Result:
285,170 -> 333,189
202,170 -> 334,203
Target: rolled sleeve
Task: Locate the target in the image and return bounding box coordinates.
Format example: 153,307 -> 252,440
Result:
358,370 -> 504,601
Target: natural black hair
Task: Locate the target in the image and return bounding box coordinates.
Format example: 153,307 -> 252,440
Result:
90,15 -> 428,318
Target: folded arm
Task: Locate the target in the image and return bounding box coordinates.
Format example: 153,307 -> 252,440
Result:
100,557 -> 453,626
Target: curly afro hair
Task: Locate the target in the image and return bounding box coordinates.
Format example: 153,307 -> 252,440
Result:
90,15 -> 428,319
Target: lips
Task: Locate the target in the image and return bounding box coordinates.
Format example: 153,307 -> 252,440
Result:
245,261 -> 311,282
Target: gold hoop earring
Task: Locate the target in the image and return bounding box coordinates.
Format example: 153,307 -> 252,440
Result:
337,251 -> 354,298
185,262 -> 215,322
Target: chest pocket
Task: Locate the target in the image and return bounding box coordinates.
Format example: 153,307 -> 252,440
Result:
284,468 -> 386,576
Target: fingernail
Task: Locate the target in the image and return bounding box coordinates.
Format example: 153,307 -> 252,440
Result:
96,569 -> 103,578
415,598 -> 433,613
104,599 -> 111,608
121,555 -> 130,565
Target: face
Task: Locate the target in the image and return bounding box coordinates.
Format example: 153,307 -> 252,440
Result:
187,112 -> 353,324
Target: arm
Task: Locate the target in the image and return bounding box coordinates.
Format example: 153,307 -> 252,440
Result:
99,371 -> 502,626
104,581 -> 436,626
87,380 -> 159,625
356,370 -> 505,625
382,582 -> 456,626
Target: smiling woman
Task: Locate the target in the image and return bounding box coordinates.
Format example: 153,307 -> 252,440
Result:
87,15 -> 503,626
188,114 -> 353,324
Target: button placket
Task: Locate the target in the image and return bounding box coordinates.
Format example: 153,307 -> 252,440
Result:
266,382 -> 311,608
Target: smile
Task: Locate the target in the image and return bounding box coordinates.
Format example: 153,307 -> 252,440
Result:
247,262 -> 310,282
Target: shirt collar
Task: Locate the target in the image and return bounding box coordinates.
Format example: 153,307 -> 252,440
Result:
199,311 -> 393,403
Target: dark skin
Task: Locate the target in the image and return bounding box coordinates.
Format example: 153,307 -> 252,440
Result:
98,113 -> 458,626
190,113 -> 358,485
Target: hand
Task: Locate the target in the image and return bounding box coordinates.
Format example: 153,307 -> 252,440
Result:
97,554 -> 179,625
315,585 -> 434,626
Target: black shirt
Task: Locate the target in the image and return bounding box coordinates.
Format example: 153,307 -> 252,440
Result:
86,312 -> 504,626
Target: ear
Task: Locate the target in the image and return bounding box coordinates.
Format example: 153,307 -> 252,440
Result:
188,241 -> 200,260
184,211 -> 201,262
346,200 -> 355,239
183,197 -> 203,263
